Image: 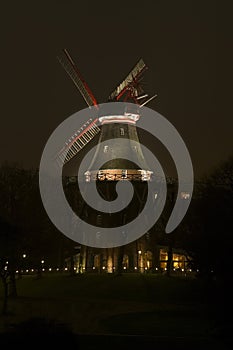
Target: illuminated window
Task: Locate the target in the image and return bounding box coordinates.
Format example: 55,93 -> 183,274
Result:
160,248 -> 168,269
122,170 -> 127,179
160,249 -> 168,261
120,127 -> 125,136
173,253 -> 187,269
107,256 -> 113,273
145,250 -> 152,269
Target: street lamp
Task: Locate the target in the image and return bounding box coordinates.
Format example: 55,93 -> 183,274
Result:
22,254 -> 26,259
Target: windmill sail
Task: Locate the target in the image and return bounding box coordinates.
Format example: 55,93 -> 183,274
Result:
57,49 -> 98,107
56,118 -> 100,166
108,58 -> 147,101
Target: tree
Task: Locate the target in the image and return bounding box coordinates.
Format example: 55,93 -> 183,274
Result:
0,217 -> 20,313
180,157 -> 233,280
0,163 -> 65,294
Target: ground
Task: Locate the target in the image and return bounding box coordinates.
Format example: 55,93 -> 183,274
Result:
0,273 -> 232,349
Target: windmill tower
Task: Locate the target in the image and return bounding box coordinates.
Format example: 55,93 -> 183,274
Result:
57,49 -> 157,273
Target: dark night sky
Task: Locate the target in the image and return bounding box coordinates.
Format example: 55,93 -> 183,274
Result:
1,0 -> 232,179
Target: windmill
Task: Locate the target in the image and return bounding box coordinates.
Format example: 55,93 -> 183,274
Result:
56,49 -> 157,168
56,50 -> 159,272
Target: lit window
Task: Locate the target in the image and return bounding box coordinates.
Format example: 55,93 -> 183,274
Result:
120,127 -> 125,136
122,170 -> 127,178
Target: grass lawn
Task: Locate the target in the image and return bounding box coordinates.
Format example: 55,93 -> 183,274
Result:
0,273 -> 231,349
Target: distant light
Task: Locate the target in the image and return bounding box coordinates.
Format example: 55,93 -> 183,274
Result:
4,266 -> 7,270
74,267 -> 76,270
49,268 -> 52,271
26,269 -> 29,273
23,254 -> 26,258
102,266 -> 106,270
42,268 -> 45,271
21,270 -> 24,273
155,267 -> 158,271
83,267 -> 85,270
145,267 -> 148,270
64,267 -> 68,271
31,269 -> 34,272
189,269 -> 192,272
138,250 -> 142,255
181,192 -> 190,200
164,268 -> 167,271
123,266 -> 126,270
134,267 -> 137,270
41,260 -> 45,264
197,269 -> 199,272
93,266 -> 96,270
173,268 -> 176,271
113,266 -> 115,270
16,270 -> 19,273
56,268 -> 59,271
6,261 -> 8,265
182,268 -> 184,272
